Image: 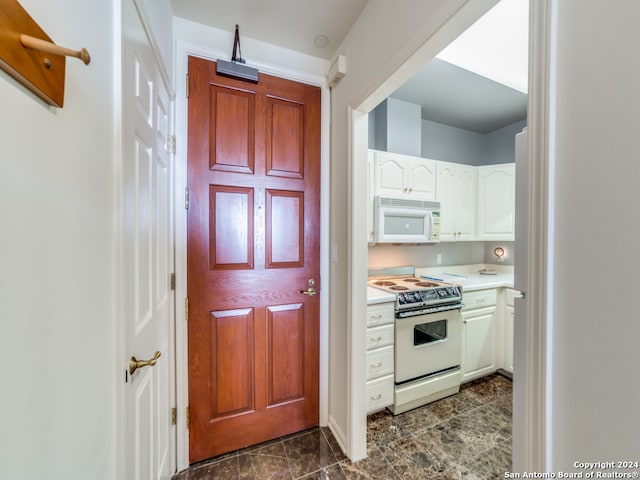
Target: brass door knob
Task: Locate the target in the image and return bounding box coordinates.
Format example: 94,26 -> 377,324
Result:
129,351 -> 161,375
300,279 -> 317,296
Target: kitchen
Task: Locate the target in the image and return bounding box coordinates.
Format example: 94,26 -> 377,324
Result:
6,0 -> 640,478
362,1 -> 527,473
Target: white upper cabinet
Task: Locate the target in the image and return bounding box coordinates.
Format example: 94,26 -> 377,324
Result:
436,161 -> 476,241
374,151 -> 436,200
476,163 -> 516,241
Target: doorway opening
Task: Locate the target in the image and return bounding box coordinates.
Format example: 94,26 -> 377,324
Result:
350,0 -> 540,473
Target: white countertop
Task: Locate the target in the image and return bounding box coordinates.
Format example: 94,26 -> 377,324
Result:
366,286 -> 396,305
367,264 -> 515,304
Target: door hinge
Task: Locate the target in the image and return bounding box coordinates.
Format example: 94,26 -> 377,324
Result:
186,406 -> 190,429
167,135 -> 176,154
171,407 -> 177,426
170,273 -> 176,290
185,297 -> 189,321
184,187 -> 189,210
186,73 -> 190,98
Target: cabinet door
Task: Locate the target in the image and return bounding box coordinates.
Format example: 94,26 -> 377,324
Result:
504,305 -> 514,373
462,306 -> 496,382
436,162 -> 457,241
455,165 -> 476,241
435,162 -> 476,241
476,164 -> 515,240
408,157 -> 436,200
375,152 -> 407,197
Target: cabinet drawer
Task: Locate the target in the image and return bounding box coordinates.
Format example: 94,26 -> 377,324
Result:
366,303 -> 394,327
462,289 -> 497,310
366,374 -> 394,413
366,345 -> 394,380
367,324 -> 394,351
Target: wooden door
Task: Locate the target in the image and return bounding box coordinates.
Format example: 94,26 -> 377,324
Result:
123,0 -> 176,477
186,56 -> 321,463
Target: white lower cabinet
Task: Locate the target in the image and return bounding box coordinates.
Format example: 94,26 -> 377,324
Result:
461,289 -> 497,382
366,302 -> 395,413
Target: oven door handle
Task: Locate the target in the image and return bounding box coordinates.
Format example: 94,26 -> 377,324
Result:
396,302 -> 463,318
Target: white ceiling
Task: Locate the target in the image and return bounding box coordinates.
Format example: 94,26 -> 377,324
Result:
437,0 -> 529,94
170,0 -> 369,60
170,0 -> 528,133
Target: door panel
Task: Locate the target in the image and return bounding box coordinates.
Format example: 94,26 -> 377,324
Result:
123,0 -> 175,478
209,185 -> 254,269
267,97 -> 304,177
210,308 -> 255,417
266,190 -> 304,267
210,84 -> 255,173
267,303 -> 305,405
187,56 -> 320,462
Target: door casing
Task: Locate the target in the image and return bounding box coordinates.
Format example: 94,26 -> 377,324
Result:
173,41 -> 331,470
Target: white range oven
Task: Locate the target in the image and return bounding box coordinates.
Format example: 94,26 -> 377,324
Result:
368,266 -> 463,414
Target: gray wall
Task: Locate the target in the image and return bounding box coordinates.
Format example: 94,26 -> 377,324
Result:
485,119 -> 527,164
371,98 -> 422,156
421,118 -> 485,165
369,110 -> 526,166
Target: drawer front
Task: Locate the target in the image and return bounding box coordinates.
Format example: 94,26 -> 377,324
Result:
366,345 -> 394,380
366,324 -> 394,351
366,374 -> 394,413
462,289 -> 497,310
366,303 -> 394,327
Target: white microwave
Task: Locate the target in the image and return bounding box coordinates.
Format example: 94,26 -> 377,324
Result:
374,196 -> 441,244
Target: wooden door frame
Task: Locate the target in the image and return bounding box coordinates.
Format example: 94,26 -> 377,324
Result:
173,40 -> 331,470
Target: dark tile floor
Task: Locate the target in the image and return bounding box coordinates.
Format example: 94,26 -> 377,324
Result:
173,373 -> 512,480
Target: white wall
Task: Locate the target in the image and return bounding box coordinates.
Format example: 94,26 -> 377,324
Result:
549,0 -> 640,470
0,1 -> 117,478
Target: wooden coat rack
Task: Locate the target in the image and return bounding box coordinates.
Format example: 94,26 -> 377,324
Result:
0,0 -> 91,107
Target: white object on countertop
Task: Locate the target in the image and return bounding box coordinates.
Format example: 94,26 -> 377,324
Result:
479,269 -> 498,275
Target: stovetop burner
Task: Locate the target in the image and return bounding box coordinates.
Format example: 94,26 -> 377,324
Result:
368,269 -> 463,312
373,280 -> 396,286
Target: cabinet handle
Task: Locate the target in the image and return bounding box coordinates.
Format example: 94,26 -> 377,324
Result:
370,314 -> 382,319
370,336 -> 383,342
371,362 -> 382,368
408,187 -> 413,193
370,394 -> 382,400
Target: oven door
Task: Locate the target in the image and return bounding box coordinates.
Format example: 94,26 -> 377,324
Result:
395,308 -> 462,384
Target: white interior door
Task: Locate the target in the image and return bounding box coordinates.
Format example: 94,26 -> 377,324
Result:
123,0 -> 176,478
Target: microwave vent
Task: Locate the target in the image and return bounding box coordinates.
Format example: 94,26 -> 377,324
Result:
376,196 -> 440,210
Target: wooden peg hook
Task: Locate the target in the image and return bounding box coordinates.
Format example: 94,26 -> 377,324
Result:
20,34 -> 91,65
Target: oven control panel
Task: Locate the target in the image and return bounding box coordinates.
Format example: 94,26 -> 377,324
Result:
397,286 -> 462,309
